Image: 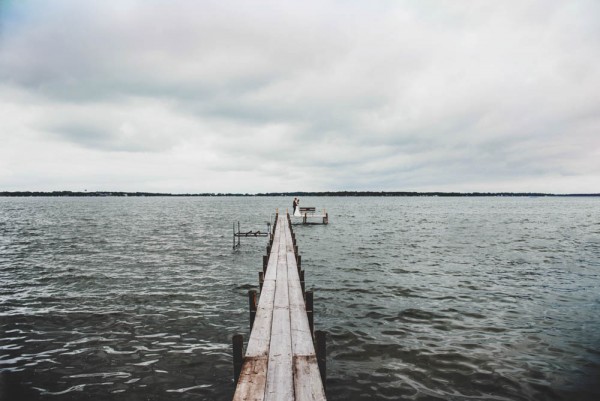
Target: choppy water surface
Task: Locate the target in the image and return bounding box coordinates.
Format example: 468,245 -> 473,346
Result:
1,197 -> 599,401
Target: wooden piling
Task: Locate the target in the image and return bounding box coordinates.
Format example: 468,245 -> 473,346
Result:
259,271 -> 264,292
315,330 -> 326,390
232,334 -> 244,383
248,290 -> 257,330
306,290 -> 314,335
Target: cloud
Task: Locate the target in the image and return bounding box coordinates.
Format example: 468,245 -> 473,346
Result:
40,97 -> 197,152
0,0 -> 599,192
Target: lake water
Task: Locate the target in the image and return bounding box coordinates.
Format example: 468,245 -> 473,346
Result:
1,196 -> 599,401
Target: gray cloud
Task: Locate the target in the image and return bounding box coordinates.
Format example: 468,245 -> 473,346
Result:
1,0 -> 599,192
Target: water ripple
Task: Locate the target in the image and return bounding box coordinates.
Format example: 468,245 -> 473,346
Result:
1,196 -> 600,400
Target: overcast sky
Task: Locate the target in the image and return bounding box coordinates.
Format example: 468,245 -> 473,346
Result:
1,0 -> 599,193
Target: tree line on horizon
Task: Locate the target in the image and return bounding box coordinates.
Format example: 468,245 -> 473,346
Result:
1,190 -> 598,197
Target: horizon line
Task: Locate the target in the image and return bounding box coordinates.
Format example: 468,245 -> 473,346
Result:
1,190 -> 599,197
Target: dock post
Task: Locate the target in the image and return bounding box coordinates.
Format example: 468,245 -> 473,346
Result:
259,271 -> 264,292
232,334 -> 244,383
233,222 -> 235,249
300,270 -> 305,294
303,213 -> 307,224
306,290 -> 314,335
294,245 -> 298,256
248,290 -> 257,330
315,330 -> 326,390
263,255 -> 268,273
297,255 -> 301,273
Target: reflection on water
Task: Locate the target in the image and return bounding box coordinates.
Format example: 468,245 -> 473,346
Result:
1,197 -> 599,400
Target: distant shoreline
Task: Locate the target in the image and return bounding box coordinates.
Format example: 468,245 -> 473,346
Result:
1,191 -> 599,197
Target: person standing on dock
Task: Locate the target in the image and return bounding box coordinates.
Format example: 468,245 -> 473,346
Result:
294,198 -> 301,216
293,197 -> 298,215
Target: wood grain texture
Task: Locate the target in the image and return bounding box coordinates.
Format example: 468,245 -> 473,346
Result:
245,223 -> 280,358
233,357 -> 268,401
293,356 -> 327,401
265,217 -> 294,400
284,225 -> 315,357
233,215 -> 326,401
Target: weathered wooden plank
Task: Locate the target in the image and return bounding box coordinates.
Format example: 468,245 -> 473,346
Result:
233,357 -> 268,401
284,218 -> 326,399
245,224 -> 281,358
234,218 -> 283,401
293,213 -> 329,220
245,279 -> 275,358
290,214 -> 326,217
264,308 -> 294,400
294,355 -> 327,401
265,217 -> 294,400
288,277 -> 314,355
264,222 -> 281,281
286,222 -> 322,356
284,226 -> 315,356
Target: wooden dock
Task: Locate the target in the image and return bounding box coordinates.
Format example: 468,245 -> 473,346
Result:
232,211 -> 327,401
291,208 -> 329,225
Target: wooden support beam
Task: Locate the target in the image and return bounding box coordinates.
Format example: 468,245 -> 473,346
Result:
249,290 -> 257,330
232,334 -> 244,384
315,330 -> 326,390
259,271 -> 264,292
306,290 -> 314,336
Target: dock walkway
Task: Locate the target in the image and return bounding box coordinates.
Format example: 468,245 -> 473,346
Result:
233,212 -> 326,401
292,208 -> 329,225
